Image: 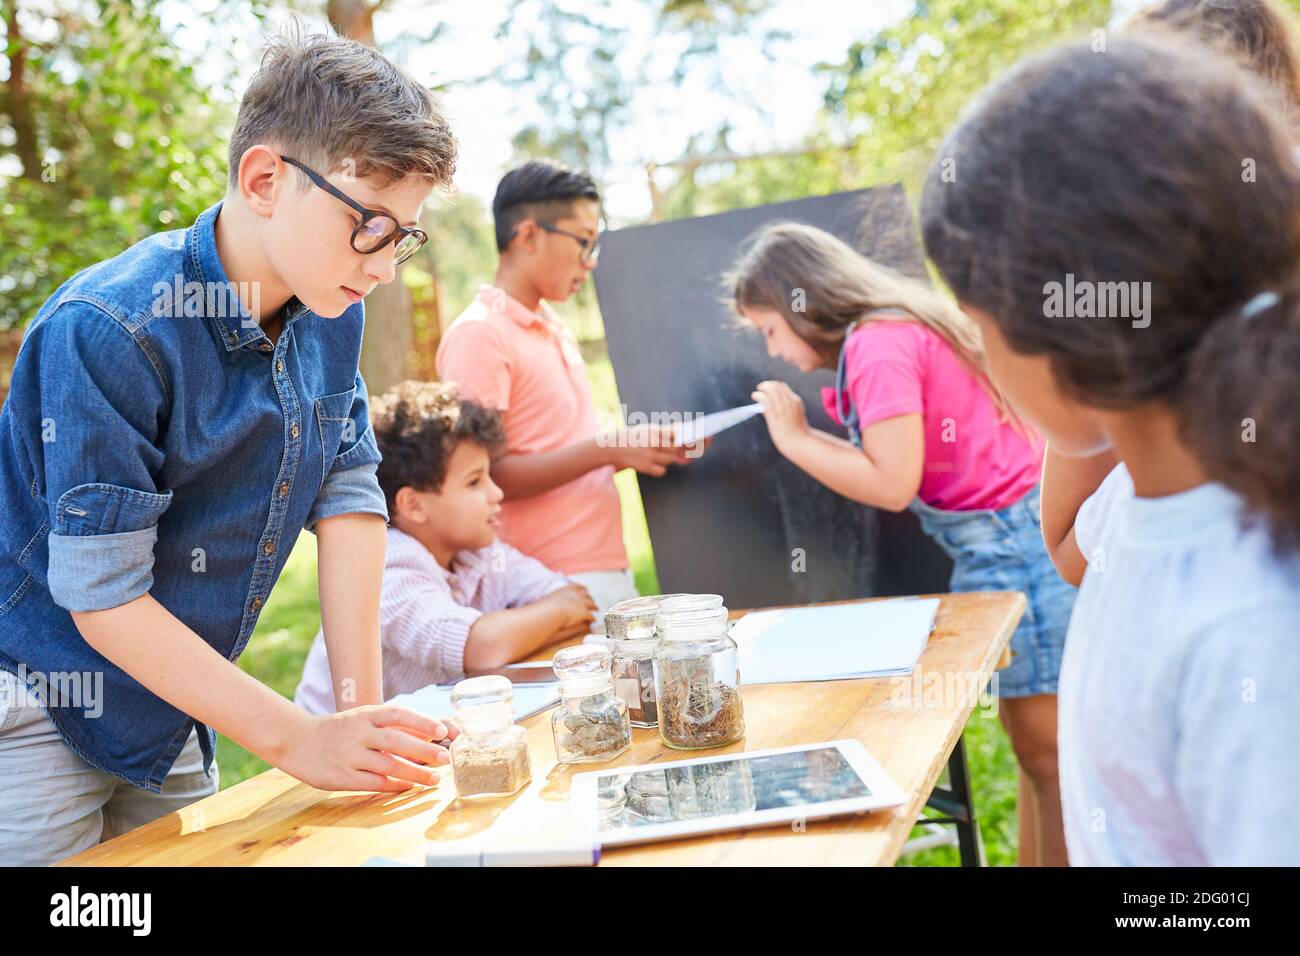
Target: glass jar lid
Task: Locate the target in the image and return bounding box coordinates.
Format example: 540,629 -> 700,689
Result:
655,593 -> 728,641
451,675 -> 515,730
604,593 -> 688,643
553,643 -> 615,695
451,674 -> 513,709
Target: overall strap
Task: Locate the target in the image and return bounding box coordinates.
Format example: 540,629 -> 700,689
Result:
834,308 -> 906,449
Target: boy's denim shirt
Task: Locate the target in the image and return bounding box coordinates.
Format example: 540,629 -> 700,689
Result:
0,201 -> 389,791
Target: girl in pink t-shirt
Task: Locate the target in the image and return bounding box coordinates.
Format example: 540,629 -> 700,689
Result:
728,221 -> 1075,866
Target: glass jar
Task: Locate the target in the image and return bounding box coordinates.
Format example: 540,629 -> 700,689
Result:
551,644 -> 632,764
653,594 -> 745,750
604,593 -> 687,728
448,675 -> 532,799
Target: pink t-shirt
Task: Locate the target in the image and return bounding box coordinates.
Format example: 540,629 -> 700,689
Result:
436,286 -> 627,575
820,318 -> 1044,511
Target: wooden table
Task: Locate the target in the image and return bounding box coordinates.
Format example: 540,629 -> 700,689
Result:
61,590 -> 1023,867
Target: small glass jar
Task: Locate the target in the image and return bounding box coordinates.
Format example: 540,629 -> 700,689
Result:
551,644 -> 632,764
448,675 -> 532,799
605,593 -> 687,728
653,594 -> 745,750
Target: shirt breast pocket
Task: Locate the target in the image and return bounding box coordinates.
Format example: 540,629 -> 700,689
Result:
314,387 -> 357,486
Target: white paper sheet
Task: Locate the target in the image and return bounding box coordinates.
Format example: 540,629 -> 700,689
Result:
673,403 -> 764,444
730,597 -> 940,685
388,682 -> 560,723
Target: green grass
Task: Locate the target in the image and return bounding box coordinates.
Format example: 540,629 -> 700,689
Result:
214,533 -> 322,787
217,331 -> 1020,865
899,710 -> 1020,867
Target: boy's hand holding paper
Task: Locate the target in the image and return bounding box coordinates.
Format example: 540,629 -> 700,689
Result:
604,422 -> 704,476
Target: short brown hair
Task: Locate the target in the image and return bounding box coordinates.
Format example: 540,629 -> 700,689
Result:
228,22 -> 457,190
371,381 -> 505,511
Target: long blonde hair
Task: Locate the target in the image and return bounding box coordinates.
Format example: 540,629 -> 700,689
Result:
727,221 -> 1016,423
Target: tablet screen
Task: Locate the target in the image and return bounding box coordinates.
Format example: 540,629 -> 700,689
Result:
593,745 -> 872,833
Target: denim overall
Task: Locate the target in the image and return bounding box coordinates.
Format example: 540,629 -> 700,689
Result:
834,322 -> 1075,697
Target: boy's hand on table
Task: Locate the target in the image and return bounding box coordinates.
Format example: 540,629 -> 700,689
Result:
280,705 -> 458,793
605,423 -> 700,476
753,381 -> 811,456
544,583 -> 599,639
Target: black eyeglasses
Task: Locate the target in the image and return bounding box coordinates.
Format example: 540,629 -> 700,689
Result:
536,220 -> 601,264
280,156 -> 429,265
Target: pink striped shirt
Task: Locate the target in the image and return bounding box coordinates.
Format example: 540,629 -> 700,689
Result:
294,526 -> 567,714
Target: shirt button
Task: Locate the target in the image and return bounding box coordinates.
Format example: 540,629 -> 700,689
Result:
278,482 -> 289,497
263,539 -> 276,555
250,597 -> 263,612
228,333 -> 238,346
276,359 -> 284,373
290,423 -> 300,439
260,342 -> 273,353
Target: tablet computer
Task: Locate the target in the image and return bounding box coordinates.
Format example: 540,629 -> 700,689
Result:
569,739 -> 906,847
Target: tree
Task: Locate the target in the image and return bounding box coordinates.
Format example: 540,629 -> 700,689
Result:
489,0 -> 782,172
656,0 -> 1117,217
323,0 -> 419,394
0,0 -> 237,331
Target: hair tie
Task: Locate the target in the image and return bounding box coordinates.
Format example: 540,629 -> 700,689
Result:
1241,291 -> 1280,321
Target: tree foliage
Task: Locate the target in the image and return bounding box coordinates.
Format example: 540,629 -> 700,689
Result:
658,0 -> 1117,218
0,0 -> 248,329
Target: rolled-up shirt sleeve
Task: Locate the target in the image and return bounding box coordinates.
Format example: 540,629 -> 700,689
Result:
305,370 -> 388,531
36,303 -> 170,612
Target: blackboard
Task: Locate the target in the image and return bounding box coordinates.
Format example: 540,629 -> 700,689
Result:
594,185 -> 953,609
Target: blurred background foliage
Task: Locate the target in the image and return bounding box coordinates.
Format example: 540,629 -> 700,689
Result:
1,0 -> 1132,339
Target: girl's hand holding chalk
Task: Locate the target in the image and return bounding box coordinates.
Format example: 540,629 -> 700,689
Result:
753,381 -> 810,454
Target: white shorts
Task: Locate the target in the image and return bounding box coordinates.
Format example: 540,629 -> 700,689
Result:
0,669 -> 218,866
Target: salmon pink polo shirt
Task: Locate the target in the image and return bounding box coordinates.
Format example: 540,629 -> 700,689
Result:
436,285 -> 627,575
820,318 -> 1045,512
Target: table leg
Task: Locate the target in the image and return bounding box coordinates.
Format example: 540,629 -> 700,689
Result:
921,732 -> 986,867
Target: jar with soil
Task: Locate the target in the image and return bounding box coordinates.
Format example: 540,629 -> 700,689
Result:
653,594 -> 745,750
448,675 -> 532,799
551,644 -> 632,764
604,593 -> 687,728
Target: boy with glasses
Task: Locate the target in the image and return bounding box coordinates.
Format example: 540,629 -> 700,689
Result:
0,26 -> 458,865
437,161 -> 705,618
